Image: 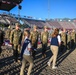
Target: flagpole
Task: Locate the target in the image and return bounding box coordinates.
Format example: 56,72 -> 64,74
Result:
48,0 -> 50,20
18,5 -> 20,22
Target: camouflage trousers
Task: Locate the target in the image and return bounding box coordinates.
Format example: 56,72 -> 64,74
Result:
42,43 -> 47,56
32,43 -> 37,59
13,44 -> 21,62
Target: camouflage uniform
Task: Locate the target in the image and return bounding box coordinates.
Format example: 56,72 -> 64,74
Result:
71,30 -> 76,42
5,28 -> 11,40
67,31 -> 71,49
41,26 -> 49,58
30,25 -> 39,58
61,32 -> 66,46
70,30 -> 76,49
10,23 -> 22,62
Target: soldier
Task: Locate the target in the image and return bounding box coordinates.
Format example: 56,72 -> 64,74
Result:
5,25 -> 11,40
71,29 -> 76,42
5,26 -> 11,47
70,29 -> 76,49
0,29 -> 4,54
10,23 -> 22,62
41,26 -> 49,58
61,29 -> 67,50
61,29 -> 66,45
30,25 -> 39,59
67,30 -> 71,49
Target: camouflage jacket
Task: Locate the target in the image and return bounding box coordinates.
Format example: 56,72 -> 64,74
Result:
30,31 -> 39,45
5,29 -> 11,40
10,29 -> 22,45
41,31 -> 49,44
71,32 -> 76,39
61,32 -> 66,41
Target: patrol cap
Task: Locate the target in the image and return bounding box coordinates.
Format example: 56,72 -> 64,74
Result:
44,26 -> 48,29
15,23 -> 20,27
33,25 -> 38,29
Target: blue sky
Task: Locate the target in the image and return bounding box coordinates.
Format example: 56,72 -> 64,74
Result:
0,0 -> 76,19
